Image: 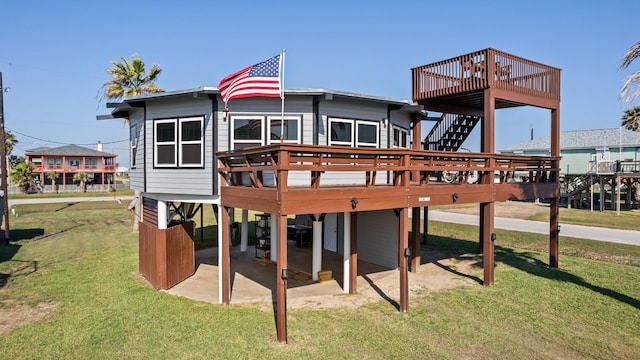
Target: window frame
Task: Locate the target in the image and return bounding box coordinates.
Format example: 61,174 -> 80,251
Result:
392,125 -> 409,149
328,117 -> 380,148
230,115 -> 265,150
154,119 -> 178,168
130,124 -> 139,169
266,116 -> 301,144
153,116 -> 205,169
178,117 -> 204,167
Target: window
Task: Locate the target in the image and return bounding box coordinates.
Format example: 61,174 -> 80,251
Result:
356,121 -> 378,147
130,124 -> 139,168
154,116 -> 204,168
231,116 -> 263,150
69,159 -> 80,167
155,120 -> 177,167
179,117 -> 203,166
392,126 -> 409,148
85,159 -> 97,167
267,116 -> 300,144
328,118 -> 379,147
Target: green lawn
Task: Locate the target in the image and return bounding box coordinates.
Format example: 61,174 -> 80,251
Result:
0,202 -> 639,359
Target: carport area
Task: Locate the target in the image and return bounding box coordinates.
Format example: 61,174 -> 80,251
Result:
165,239 -> 479,310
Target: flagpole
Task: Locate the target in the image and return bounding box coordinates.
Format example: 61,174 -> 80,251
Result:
280,49 -> 286,142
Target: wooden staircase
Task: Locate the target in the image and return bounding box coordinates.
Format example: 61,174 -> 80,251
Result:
424,113 -> 480,151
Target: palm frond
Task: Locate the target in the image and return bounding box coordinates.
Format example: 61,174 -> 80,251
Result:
621,106 -> 640,132
621,42 -> 640,69
620,72 -> 640,103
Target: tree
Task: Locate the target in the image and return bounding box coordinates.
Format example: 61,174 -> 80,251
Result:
73,172 -> 90,193
102,55 -> 164,101
620,42 -> 640,131
8,155 -> 22,168
102,55 -> 163,232
4,131 -> 17,184
45,170 -> 59,193
10,162 -> 33,193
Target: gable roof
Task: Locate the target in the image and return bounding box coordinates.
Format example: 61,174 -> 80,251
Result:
501,128 -> 640,152
25,144 -> 117,157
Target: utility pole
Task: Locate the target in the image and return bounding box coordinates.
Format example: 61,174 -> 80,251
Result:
0,72 -> 10,244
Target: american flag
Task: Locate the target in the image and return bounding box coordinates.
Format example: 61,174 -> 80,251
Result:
217,54 -> 281,110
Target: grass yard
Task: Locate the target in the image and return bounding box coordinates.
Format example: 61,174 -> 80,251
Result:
0,201 -> 639,359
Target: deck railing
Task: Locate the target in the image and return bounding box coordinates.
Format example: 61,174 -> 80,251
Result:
31,164 -> 117,172
217,144 -> 560,190
412,48 -> 561,102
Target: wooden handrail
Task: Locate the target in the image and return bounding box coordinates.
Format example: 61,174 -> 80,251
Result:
217,144 -> 560,189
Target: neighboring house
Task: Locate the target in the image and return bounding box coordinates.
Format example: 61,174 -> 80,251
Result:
500,128 -> 640,175
105,48 -> 562,343
26,144 -> 117,190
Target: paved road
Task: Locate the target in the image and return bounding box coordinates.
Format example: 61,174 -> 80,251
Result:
7,196 -> 639,246
429,210 -> 640,246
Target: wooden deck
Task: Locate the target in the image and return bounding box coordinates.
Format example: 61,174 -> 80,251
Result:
217,144 -> 560,214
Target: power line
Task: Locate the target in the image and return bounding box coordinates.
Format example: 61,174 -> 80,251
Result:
6,127 -> 128,146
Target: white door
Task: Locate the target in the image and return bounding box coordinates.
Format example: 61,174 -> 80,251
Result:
324,213 -> 338,252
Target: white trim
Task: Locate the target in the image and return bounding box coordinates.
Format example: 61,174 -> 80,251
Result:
266,115 -> 301,144
392,125 -> 409,148
355,120 -> 379,148
178,117 -> 204,167
328,117 -> 355,146
154,119 -> 177,167
328,117 -> 380,148
230,115 -> 265,149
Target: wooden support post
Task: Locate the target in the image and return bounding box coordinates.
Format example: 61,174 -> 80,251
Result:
422,206 -> 428,245
411,207 -> 421,272
550,106 -> 560,268
550,197 -> 559,268
481,202 -> 494,285
221,206 -> 230,304
399,207 -> 409,312
480,89 -> 495,256
349,212 -> 358,294
276,213 -> 288,343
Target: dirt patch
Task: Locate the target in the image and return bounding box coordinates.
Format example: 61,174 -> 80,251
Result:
439,201 -> 549,219
0,301 -> 58,335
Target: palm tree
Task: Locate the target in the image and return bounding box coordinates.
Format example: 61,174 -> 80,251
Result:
620,42 -> 640,131
102,55 -> 163,232
4,131 -> 17,184
73,172 -> 90,193
102,55 -> 164,101
45,170 -> 59,193
10,162 -> 33,193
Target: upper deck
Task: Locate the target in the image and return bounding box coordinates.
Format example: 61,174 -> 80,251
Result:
412,48 -> 561,111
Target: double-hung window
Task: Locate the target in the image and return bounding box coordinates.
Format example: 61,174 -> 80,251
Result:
232,115 -> 301,149
392,126 -> 409,148
231,116 -> 264,150
267,116 -> 301,144
179,117 -> 204,166
154,116 -> 204,168
328,118 -> 379,148
130,124 -> 139,168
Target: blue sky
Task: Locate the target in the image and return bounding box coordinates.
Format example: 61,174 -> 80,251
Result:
2,0 -> 640,167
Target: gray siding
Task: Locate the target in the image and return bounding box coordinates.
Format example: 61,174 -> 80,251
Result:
357,210 -> 399,268
317,98 -> 388,146
143,96 -> 215,195
129,108 -> 145,191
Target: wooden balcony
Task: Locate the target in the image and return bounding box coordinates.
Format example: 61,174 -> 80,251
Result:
412,48 -> 561,111
217,144 -> 560,215
31,164 -> 117,173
